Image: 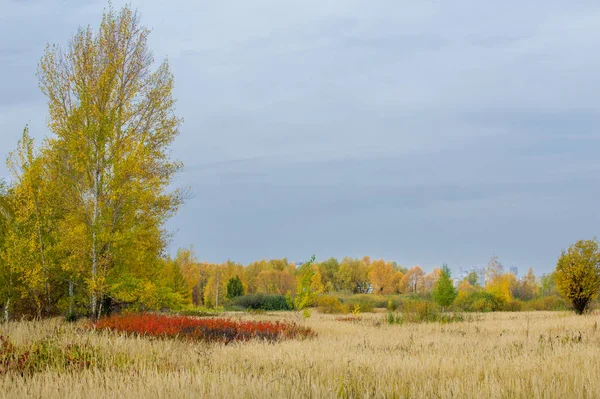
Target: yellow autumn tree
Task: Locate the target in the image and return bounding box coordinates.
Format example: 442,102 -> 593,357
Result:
310,267 -> 325,294
4,128 -> 60,318
485,273 -> 516,303
392,270 -> 404,294
555,239 -> 600,314
38,5 -> 183,317
336,257 -> 370,293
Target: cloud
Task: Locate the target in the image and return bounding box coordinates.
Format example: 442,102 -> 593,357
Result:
2,0 -> 600,272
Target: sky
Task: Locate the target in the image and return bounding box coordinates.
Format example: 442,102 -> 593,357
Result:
2,0 -> 600,274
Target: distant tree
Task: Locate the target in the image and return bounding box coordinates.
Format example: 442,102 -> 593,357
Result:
368,259 -> 396,294
423,267 -> 441,294
540,272 -> 558,297
466,271 -> 480,287
336,257 -> 370,294
486,273 -> 516,303
317,258 -> 340,290
511,268 -> 539,301
392,270 -> 405,294
392,262 -> 408,275
310,267 -> 325,294
555,239 -> 600,314
485,255 -> 504,283
226,276 -> 244,299
399,266 -> 425,294
204,265 -> 227,308
457,280 -> 475,293
432,264 -> 457,310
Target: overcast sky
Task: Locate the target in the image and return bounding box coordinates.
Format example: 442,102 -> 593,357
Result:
2,0 -> 600,274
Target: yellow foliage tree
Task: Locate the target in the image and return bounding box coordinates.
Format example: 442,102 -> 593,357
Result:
485,273 -> 516,303
38,5 -> 183,317
555,239 -> 600,314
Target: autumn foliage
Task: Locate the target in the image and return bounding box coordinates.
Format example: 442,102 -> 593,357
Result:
93,313 -> 315,343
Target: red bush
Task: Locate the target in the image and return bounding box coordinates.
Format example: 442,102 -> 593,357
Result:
93,314 -> 315,343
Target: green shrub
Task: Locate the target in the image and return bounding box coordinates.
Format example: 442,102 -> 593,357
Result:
522,295 -> 569,311
454,291 -> 505,312
386,299 -> 469,324
339,295 -> 376,313
230,294 -> 292,311
401,299 -> 440,323
386,299 -> 397,311
505,299 -> 524,312
316,295 -> 349,314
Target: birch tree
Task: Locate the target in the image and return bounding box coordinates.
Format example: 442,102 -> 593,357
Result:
38,5 -> 183,318
0,180 -> 15,321
4,129 -> 57,318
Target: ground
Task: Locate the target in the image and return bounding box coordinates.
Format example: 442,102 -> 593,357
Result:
0,311 -> 598,398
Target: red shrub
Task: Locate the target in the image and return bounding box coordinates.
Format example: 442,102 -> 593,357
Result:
93,314 -> 315,343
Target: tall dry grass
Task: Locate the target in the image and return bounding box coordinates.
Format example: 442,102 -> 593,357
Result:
0,311 -> 599,398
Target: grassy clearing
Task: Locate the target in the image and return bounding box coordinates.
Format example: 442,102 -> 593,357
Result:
0,311 -> 599,398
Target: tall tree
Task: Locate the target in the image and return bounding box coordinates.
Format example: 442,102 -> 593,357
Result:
555,239 -> 600,314
38,5 -> 183,317
465,271 -> 480,287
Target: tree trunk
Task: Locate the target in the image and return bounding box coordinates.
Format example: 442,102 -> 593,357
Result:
3,298 -> 9,323
91,163 -> 100,318
34,212 -> 50,316
215,271 -> 220,308
69,279 -> 74,316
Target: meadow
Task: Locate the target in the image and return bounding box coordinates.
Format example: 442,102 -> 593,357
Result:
0,310 -> 598,398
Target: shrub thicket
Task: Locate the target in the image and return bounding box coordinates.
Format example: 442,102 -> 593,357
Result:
453,291 -> 505,312
316,295 -> 349,314
338,295 -> 376,313
230,294 -> 292,311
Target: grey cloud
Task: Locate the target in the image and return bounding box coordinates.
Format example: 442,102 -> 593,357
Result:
3,0 -> 600,273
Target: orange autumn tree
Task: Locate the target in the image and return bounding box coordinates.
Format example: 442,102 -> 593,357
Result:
368,259 -> 396,294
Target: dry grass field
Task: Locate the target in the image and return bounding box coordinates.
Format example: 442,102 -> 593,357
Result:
0,311 -> 599,398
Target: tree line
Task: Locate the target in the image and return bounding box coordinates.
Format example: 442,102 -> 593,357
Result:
154,248 -> 560,310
